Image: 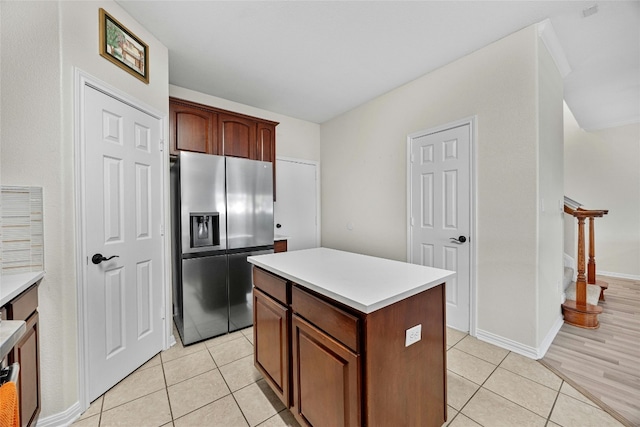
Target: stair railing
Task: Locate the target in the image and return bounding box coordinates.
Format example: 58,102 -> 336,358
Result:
563,204 -> 608,328
581,208 -> 610,299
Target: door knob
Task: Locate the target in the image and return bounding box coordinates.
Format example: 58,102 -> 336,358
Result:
92,253 -> 119,265
276,223 -> 282,229
450,236 -> 467,244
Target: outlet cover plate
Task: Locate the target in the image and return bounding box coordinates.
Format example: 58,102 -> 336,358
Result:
405,324 -> 422,347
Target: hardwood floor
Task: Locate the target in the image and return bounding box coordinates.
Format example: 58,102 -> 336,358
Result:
542,275 -> 640,427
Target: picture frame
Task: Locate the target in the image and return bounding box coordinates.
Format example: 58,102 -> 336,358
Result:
99,8 -> 149,84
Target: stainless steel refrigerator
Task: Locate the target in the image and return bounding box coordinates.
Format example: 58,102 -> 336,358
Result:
170,152 -> 274,345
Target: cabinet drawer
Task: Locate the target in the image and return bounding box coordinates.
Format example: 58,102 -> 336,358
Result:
292,286 -> 360,353
253,267 -> 289,305
7,284 -> 38,321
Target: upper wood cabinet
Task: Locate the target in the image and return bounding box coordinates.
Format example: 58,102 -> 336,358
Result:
257,122 -> 277,195
256,122 -> 276,162
169,98 -> 278,161
219,113 -> 257,159
169,98 -> 278,198
169,101 -> 218,156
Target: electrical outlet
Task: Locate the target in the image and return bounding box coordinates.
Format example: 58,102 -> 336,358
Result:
405,324 -> 422,347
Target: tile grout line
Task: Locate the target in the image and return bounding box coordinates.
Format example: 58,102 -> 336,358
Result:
98,392 -> 104,427
160,351 -> 176,426
451,344 -> 559,425
448,346 -> 503,421
544,381 -> 564,426
167,344 -> 225,424
449,335 -> 602,425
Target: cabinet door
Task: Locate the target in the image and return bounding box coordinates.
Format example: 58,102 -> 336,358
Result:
256,123 -> 275,162
257,122 -> 276,199
219,113 -> 257,159
10,312 -> 40,427
253,288 -> 290,406
170,102 -> 218,155
292,314 -> 360,427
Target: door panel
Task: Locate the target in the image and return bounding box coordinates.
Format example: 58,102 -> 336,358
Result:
410,123 -> 471,332
274,159 -> 319,251
104,267 -> 125,357
84,86 -> 164,401
136,260 -> 153,338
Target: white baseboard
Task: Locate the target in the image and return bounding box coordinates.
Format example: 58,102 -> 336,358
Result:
475,320 -> 562,361
538,315 -> 564,358
475,329 -> 539,360
35,401 -> 82,427
598,270 -> 640,281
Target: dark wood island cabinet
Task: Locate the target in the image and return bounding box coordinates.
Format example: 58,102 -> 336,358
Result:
249,248 -> 453,427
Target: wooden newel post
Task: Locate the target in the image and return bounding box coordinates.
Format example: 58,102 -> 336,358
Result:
588,217 -> 596,284
576,216 -> 587,305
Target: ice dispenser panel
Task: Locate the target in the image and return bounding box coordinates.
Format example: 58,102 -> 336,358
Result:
190,212 -> 220,248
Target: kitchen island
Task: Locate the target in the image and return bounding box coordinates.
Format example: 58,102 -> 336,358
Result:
247,247 -> 455,427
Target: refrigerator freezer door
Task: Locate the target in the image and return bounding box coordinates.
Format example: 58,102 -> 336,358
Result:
228,248 -> 274,332
180,254 -> 228,345
226,157 -> 274,249
179,152 -> 227,254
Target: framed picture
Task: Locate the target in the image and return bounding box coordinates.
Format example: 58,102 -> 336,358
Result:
99,8 -> 149,84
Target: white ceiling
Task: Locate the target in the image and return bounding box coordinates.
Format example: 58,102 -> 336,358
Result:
117,1 -> 640,129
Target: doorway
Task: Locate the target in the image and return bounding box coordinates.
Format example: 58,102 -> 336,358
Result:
274,157 -> 320,251
75,71 -> 168,407
407,118 -> 476,333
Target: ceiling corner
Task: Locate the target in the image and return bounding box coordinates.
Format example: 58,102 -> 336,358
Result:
537,19 -> 572,78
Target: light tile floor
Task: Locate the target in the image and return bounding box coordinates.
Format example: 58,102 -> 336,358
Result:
72,327 -> 625,427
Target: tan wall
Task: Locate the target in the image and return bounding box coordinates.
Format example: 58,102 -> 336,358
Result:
564,105 -> 640,278
169,85 -> 321,162
1,0 -> 169,417
321,25 -> 549,348
536,37 -> 565,345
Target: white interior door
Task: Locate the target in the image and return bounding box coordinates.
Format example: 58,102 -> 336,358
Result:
409,123 -> 472,332
274,158 -> 319,251
84,86 -> 164,401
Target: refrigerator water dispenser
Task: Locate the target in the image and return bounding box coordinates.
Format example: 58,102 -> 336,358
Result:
190,212 -> 219,248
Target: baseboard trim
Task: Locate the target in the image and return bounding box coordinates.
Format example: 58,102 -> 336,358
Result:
475,328 -> 539,360
599,271 -> 640,281
475,316 -> 564,360
538,315 -> 564,358
36,401 -> 82,427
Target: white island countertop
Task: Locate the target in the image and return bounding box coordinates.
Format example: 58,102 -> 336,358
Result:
248,247 -> 455,313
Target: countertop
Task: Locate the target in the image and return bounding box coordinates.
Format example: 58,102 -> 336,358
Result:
0,320 -> 26,360
1,271 -> 45,307
248,247 -> 455,313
